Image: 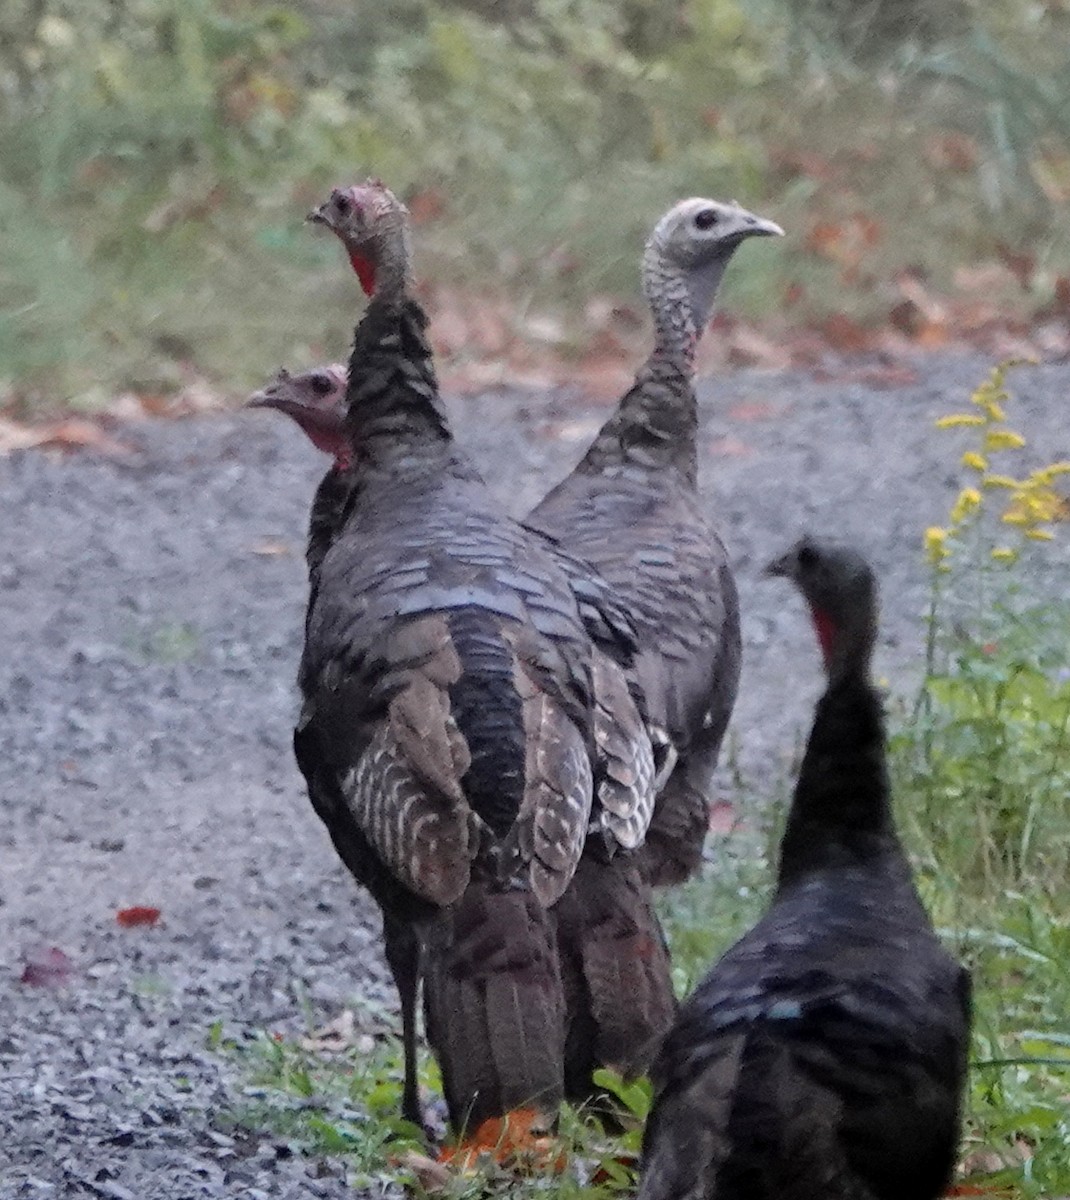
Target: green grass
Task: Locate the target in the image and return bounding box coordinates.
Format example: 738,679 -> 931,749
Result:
2,0 -> 1070,411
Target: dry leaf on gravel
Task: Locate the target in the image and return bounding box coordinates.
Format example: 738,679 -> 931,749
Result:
0,418 -> 128,458
116,906 -> 161,928
20,946 -> 74,987
299,1009 -> 375,1054
394,1150 -> 453,1193
250,539 -> 292,557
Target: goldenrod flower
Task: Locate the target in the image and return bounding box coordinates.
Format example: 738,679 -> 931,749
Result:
924,526 -> 949,565
985,429 -> 1027,452
1026,529 -> 1055,541
935,414 -> 985,429
982,474 -> 1018,489
961,451 -> 988,472
1002,508 -> 1030,526
981,399 -> 1007,422
1032,462 -> 1070,485
991,547 -> 1018,562
950,487 -> 982,523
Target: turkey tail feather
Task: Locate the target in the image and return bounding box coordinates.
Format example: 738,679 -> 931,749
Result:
556,856 -> 676,1102
423,884 -> 566,1131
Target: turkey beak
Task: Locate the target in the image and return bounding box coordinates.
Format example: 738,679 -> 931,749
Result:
307,202 -> 331,227
746,215 -> 784,239
764,551 -> 793,579
246,391 -> 282,412
732,211 -> 784,243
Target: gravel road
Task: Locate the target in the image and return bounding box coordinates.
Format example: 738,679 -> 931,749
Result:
2,353 -> 1068,1198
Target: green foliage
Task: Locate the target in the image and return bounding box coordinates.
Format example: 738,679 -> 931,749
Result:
2,0 -> 1069,408
882,361 -> 1070,1192
224,1031 -> 425,1190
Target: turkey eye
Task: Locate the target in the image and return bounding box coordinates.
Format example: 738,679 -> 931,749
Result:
310,374 -> 332,395
694,209 -> 719,230
797,544 -> 818,570
334,194 -> 351,215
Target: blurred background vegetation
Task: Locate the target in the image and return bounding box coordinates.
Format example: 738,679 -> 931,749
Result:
2,0 -> 1070,411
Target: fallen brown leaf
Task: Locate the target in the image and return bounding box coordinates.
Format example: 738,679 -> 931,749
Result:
727,401 -> 779,423
20,946 -> 74,987
395,1150 -> 453,1193
250,539 -> 292,557
299,1009 -> 376,1055
0,418 -> 128,457
116,906 -> 161,928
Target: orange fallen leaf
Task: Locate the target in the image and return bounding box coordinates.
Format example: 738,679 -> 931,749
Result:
116,906 -> 161,928
438,1108 -> 565,1174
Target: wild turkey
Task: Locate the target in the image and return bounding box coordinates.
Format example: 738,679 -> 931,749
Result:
638,538 -> 971,1200
525,198 -> 783,889
249,353 -> 677,1111
296,180 -> 663,1137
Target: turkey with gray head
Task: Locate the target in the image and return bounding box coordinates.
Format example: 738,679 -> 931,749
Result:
525,199 -> 780,1104
294,180 -> 663,1140
526,198 -> 782,890
637,537 -> 971,1200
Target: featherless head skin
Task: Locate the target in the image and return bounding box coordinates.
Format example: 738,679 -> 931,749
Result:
307,179 -> 413,302
766,537 -> 878,684
643,198 -> 783,364
246,364 -> 348,463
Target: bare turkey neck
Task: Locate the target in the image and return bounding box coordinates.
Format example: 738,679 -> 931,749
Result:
364,217 -> 414,309
642,241 -> 727,368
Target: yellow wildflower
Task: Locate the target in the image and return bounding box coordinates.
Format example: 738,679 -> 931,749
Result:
991,547 -> 1019,563
950,487 -> 982,524
1012,488 -> 1068,523
935,414 -> 985,429
1031,462 -> 1070,485
1026,529 -> 1055,541
924,526 -> 949,565
980,399 -> 1007,422
1002,508 -> 1030,527
985,429 -> 1027,452
961,451 -> 988,472
982,474 -> 1019,489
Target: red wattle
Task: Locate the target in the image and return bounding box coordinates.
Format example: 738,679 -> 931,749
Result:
811,607 -> 837,668
348,250 -> 377,296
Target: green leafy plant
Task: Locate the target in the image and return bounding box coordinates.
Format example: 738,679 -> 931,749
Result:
887,360 -> 1070,1192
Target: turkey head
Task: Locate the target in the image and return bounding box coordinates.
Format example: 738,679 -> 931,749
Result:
644,198 -> 783,361
246,364 -> 348,464
766,537 -> 878,684
308,180 -> 412,302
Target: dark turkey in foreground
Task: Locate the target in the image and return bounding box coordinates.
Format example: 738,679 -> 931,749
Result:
294,181 -> 660,1137
526,198 -> 782,890
639,538 -> 971,1200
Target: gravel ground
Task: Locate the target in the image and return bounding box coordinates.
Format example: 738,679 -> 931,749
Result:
2,353 -> 1068,1198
